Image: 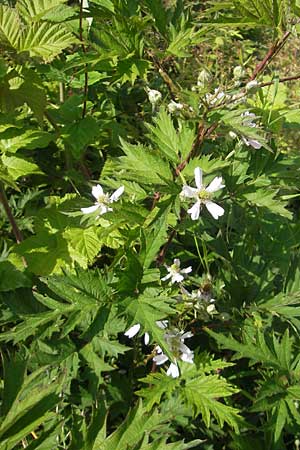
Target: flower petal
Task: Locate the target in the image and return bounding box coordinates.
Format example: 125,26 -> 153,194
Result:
180,266 -> 192,274
124,323 -> 141,338
181,331 -> 193,340
167,362 -> 180,378
205,201 -> 224,220
81,204 -> 99,214
187,201 -> 201,220
161,272 -> 172,281
144,332 -> 150,345
98,205 -> 111,215
156,320 -> 168,329
181,352 -> 194,364
153,353 -> 169,365
194,167 -> 203,189
171,273 -> 184,283
173,258 -> 180,267
180,185 -> 198,199
92,184 -> 103,200
206,177 -> 225,193
247,139 -> 262,149
110,185 -> 124,202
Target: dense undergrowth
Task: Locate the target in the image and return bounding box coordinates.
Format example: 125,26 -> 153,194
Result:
1,0 -> 300,449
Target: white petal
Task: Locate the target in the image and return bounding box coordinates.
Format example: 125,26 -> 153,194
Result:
156,320 -> 168,329
124,323 -> 140,338
98,205 -> 110,215
180,185 -> 198,198
81,204 -> 99,214
167,363 -> 180,378
171,273 -> 184,283
110,185 -> 124,202
92,184 -> 103,200
144,332 -> 150,345
187,201 -> 201,220
153,353 -> 169,365
205,201 -> 224,220
181,352 -> 194,364
179,343 -> 193,355
247,139 -> 262,149
180,266 -> 192,274
181,331 -> 193,340
194,167 -> 203,189
173,258 -> 180,267
161,272 -> 172,281
206,177 -> 225,193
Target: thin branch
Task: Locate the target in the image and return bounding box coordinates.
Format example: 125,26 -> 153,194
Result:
0,183 -> 23,244
250,30 -> 291,80
79,0 -> 88,119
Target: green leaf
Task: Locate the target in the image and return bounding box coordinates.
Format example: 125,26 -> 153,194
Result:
18,22 -> 78,61
2,155 -> 42,180
140,202 -> 171,269
17,0 -> 68,22
118,139 -> 172,185
0,129 -> 52,153
64,226 -> 102,263
146,109 -> 180,163
64,116 -> 99,159
136,372 -> 178,411
0,261 -> 31,291
182,373 -> 240,430
0,5 -> 20,50
0,366 -> 62,450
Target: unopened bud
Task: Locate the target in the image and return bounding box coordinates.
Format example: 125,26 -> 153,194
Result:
246,80 -> 258,91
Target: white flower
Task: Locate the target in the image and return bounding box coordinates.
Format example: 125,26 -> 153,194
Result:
81,184 -> 124,216
147,89 -> 162,105
168,100 -> 184,114
161,258 -> 192,284
180,167 -> 225,220
153,329 -> 194,378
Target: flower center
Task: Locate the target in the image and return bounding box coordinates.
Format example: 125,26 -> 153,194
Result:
97,194 -> 110,205
167,335 -> 181,357
170,263 -> 180,272
197,189 -> 211,201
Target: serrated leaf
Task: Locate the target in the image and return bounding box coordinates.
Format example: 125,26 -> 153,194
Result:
0,5 -> 20,50
2,154 -> 42,180
147,109 -> 179,163
17,0 -> 68,22
0,261 -> 31,291
64,116 -> 99,159
18,22 -> 77,61
64,226 -> 102,262
118,139 -> 172,185
0,129 -> 52,153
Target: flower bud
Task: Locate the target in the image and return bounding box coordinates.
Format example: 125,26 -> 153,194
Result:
246,80 -> 258,91
233,65 -> 245,79
147,88 -> 162,105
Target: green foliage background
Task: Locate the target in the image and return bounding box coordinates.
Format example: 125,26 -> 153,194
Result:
1,0 -> 300,448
